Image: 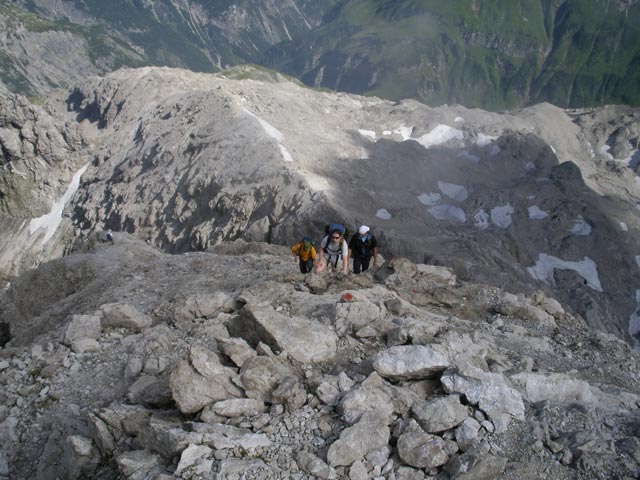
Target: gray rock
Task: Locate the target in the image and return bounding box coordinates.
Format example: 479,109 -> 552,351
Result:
217,337 -> 257,368
335,296 -> 385,333
446,447 -> 507,479
233,305 -> 338,364
373,345 -> 449,380
0,451 -> 8,477
115,450 -> 163,480
128,374 -> 173,408
239,354 -> 294,402
174,444 -> 213,478
63,314 -> 101,346
397,431 -> 449,469
170,345 -> 243,414
173,292 -> 234,323
60,435 -> 98,480
411,395 -> 469,433
395,466 -> 426,480
455,418 -> 482,452
88,414 -> 116,456
338,373 -> 395,425
441,367 -> 524,433
70,337 -> 101,353
296,451 -> 335,479
349,460 -> 368,480
511,372 -> 595,403
100,302 -> 152,332
208,398 -> 266,418
326,412 -> 390,467
188,422 -> 272,450
272,376 -> 307,411
137,416 -> 201,459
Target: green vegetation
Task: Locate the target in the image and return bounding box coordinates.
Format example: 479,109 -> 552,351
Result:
264,0 -> 640,109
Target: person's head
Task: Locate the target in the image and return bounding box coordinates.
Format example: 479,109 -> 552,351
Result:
330,230 -> 342,242
359,225 -> 370,237
302,236 -> 312,250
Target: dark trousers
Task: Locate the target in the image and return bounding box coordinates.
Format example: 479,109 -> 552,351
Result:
299,258 -> 314,274
353,255 -> 372,274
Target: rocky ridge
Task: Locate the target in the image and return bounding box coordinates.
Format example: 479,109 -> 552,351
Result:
2,66 -> 639,345
0,235 -> 638,479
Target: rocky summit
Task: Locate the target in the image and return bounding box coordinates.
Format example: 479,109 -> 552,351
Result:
0,235 -> 638,479
0,65 -> 640,479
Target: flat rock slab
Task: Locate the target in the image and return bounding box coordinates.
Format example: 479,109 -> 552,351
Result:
373,345 -> 450,380
234,305 -> 337,364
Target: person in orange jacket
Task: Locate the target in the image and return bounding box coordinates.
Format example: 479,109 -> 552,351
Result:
291,236 -> 317,273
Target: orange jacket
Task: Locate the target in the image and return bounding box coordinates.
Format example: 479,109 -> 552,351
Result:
291,242 -> 317,262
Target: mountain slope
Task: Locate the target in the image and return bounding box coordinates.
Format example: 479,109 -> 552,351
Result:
2,0 -> 340,97
263,0 -> 640,109
2,66 -> 639,347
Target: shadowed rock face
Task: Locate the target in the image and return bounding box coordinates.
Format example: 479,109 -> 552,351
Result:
0,236 -> 638,479
1,67 -> 640,344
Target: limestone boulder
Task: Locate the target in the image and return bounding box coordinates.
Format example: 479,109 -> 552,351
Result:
170,345 -> 243,414
373,345 -> 449,380
326,412 -> 390,467
441,367 -> 524,433
411,395 -> 469,433
100,302 -> 152,332
231,305 -> 337,364
397,431 -> 449,469
63,314 -> 101,346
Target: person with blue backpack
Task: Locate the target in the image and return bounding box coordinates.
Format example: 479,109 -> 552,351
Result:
316,223 -> 349,273
348,225 -> 378,274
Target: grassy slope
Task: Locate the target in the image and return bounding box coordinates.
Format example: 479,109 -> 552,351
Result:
265,0 -> 640,109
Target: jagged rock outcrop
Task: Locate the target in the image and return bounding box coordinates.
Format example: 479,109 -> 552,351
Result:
0,236 -> 638,479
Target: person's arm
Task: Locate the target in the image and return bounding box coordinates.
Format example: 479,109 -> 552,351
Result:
372,246 -> 378,266
291,243 -> 300,262
341,241 -> 349,273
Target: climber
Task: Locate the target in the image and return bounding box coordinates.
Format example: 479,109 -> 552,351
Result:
291,236 -> 317,274
348,225 -> 378,274
316,227 -> 349,274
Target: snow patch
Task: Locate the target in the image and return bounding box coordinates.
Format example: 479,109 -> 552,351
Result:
570,216 -> 591,236
358,129 -> 376,140
599,144 -> 614,160
524,162 -> 535,171
488,144 -> 501,156
376,209 -> 392,220
491,205 -> 514,229
527,254 -> 603,292
393,125 -> 413,141
417,192 -> 441,206
437,181 -> 468,202
473,209 -> 490,230
454,117 -> 464,123
476,133 -> 497,147
528,206 -> 548,219
414,125 -> 463,149
428,205 -> 466,223
620,222 -> 629,232
243,109 -> 293,162
29,163 -> 89,246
